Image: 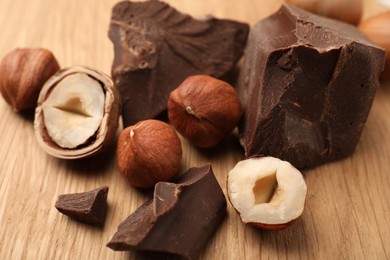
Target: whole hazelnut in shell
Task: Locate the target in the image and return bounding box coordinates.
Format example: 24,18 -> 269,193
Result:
168,75 -> 242,148
0,48 -> 60,111
117,119 -> 182,188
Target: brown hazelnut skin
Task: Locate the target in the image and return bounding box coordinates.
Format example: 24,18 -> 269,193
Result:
358,11 -> 390,79
168,75 -> 242,148
248,219 -> 296,230
117,119 -> 182,188
286,0 -> 363,25
0,48 -> 60,111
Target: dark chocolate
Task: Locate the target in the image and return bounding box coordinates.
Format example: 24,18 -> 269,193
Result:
55,186 -> 108,227
108,0 -> 249,127
107,164 -> 226,259
237,4 -> 385,169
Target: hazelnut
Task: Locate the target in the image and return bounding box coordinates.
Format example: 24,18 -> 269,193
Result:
34,66 -> 121,159
117,119 -> 182,188
227,157 -> 307,230
168,75 -> 242,148
286,0 -> 363,25
358,11 -> 390,79
0,48 -> 60,111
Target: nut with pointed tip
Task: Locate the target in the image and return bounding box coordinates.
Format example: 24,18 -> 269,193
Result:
116,119 -> 182,188
34,66 -> 121,159
227,157 -> 307,230
0,48 -> 60,111
168,75 -> 242,148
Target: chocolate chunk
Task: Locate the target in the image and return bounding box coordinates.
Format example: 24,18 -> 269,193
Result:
108,1 -> 249,127
237,4 -> 385,169
107,165 -> 226,259
55,186 -> 109,227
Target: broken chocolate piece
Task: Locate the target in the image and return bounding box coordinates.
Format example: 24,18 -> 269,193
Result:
55,186 -> 108,227
237,4 -> 385,169
107,165 -> 226,259
108,1 -> 249,127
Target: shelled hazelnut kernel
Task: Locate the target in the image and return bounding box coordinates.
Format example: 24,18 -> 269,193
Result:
227,157 -> 307,230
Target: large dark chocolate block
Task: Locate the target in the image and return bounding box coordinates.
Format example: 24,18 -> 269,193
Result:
107,164 -> 226,259
237,4 -> 385,169
108,1 -> 249,127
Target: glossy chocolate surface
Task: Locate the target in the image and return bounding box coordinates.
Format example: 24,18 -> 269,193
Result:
237,4 -> 385,169
107,165 -> 226,259
108,1 -> 249,127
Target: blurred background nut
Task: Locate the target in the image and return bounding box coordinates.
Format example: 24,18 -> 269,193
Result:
168,75 -> 242,148
285,0 -> 363,25
359,11 -> 390,79
0,48 -> 60,111
117,119 -> 182,188
34,66 -> 121,159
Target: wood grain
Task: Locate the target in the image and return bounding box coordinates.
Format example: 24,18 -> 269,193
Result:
0,0 -> 389,259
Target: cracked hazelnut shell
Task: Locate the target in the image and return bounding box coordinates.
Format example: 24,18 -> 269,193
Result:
34,66 -> 121,159
227,157 -> 307,230
168,75 -> 242,148
0,48 -> 60,111
117,119 -> 182,188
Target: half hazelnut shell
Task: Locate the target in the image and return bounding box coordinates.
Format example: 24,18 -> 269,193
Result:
34,66 -> 121,159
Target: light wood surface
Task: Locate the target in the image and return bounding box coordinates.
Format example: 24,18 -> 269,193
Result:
1,0 -> 389,259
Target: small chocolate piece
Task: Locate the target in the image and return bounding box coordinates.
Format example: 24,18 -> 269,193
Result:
107,165 -> 226,259
55,186 -> 109,227
237,4 -> 385,169
108,1 -> 249,127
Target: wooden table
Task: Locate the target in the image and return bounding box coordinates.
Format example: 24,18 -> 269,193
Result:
0,0 -> 389,259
